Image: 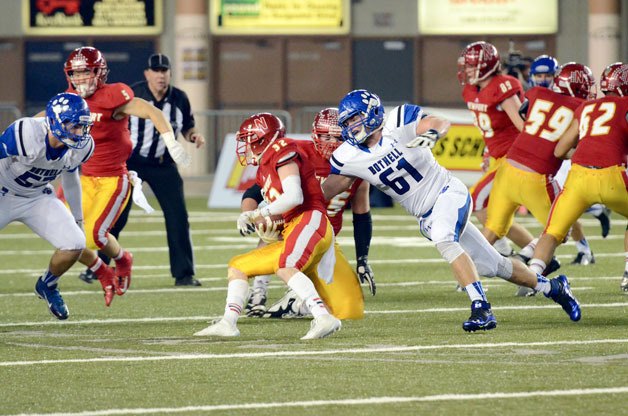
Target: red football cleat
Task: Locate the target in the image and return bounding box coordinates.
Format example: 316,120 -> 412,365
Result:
114,251 -> 133,296
95,264 -> 116,307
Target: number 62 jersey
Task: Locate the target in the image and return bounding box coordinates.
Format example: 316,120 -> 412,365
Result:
329,104 -> 451,217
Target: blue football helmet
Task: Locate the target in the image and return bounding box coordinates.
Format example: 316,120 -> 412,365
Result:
338,89 -> 384,145
46,93 -> 92,149
529,55 -> 559,88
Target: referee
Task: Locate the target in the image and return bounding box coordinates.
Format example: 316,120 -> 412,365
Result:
127,53 -> 206,286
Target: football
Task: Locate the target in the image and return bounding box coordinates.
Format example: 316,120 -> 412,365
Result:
253,214 -> 285,232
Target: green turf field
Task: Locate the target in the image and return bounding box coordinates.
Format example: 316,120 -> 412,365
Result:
0,197 -> 626,415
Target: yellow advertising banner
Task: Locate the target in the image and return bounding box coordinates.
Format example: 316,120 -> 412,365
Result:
432,124 -> 485,171
210,0 -> 349,35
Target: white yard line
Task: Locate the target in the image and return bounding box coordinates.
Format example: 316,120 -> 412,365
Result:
0,302 -> 626,328
0,339 -> 626,368
6,387 -> 628,416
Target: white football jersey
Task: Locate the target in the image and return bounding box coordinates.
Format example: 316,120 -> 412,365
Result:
0,117 -> 94,197
330,104 -> 451,216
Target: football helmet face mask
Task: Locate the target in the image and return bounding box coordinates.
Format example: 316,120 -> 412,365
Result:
235,113 -> 285,166
64,47 -> 109,98
338,90 -> 384,146
552,62 -> 596,100
46,93 -> 93,149
457,41 -> 501,86
530,55 -> 559,88
600,62 -> 628,97
311,108 -> 342,160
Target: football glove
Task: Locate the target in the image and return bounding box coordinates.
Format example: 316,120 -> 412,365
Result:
161,132 -> 191,167
357,255 -> 376,296
237,211 -> 256,236
255,217 -> 281,244
406,129 -> 439,149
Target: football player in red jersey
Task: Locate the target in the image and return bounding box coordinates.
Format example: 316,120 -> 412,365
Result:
63,47 -> 191,306
529,62 -> 628,292
483,63 -> 597,271
458,42 -> 538,260
194,113 -> 342,339
243,108 -> 371,320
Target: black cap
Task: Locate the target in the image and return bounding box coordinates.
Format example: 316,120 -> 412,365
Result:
147,54 -> 170,70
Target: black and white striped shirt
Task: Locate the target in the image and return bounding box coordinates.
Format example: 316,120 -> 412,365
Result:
128,81 -> 195,164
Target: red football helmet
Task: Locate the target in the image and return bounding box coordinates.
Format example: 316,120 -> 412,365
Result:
64,47 -> 109,98
552,62 -> 596,100
311,108 -> 342,160
236,113 -> 286,166
457,41 -> 501,85
600,62 -> 628,97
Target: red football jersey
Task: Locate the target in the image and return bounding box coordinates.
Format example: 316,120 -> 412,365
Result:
256,138 -> 327,223
67,83 -> 134,176
572,96 -> 628,168
462,74 -> 523,158
296,140 -> 361,235
508,87 -> 584,175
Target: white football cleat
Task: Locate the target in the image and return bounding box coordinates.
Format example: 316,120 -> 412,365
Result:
193,319 -> 240,337
300,315 -> 341,340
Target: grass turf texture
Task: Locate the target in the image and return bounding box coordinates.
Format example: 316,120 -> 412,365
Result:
0,198 -> 626,415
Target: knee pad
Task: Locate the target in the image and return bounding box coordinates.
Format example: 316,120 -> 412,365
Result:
435,241 -> 465,263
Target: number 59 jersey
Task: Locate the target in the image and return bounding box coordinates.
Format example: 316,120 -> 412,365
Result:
330,104 -> 451,217
0,117 -> 94,197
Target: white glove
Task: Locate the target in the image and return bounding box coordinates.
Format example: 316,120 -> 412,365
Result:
406,129 -> 440,149
237,210 -> 256,236
161,132 -> 191,167
255,217 -> 280,243
128,171 -> 155,214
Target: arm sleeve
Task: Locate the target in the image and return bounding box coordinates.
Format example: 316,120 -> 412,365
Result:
258,175 -> 303,216
60,169 -> 83,222
353,211 -> 372,259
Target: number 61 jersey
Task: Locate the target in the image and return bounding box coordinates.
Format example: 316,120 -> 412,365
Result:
330,104 -> 451,217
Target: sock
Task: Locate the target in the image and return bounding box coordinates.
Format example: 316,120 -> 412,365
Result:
529,258 -> 546,275
89,258 -> 104,273
223,279 -> 249,326
113,248 -> 124,261
464,281 -> 487,302
253,275 -> 271,294
518,238 -> 538,259
41,270 -> 59,288
624,252 -> 628,274
534,274 -> 551,295
575,239 -> 591,255
287,272 -> 329,318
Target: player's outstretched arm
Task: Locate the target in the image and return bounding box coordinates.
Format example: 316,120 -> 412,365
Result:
322,174 -> 355,201
117,98 -> 191,167
407,115 -> 450,149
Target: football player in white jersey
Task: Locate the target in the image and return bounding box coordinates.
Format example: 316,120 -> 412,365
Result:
0,93 -> 94,320
322,89 -> 582,331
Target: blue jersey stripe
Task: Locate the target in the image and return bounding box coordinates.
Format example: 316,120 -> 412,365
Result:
403,105 -> 422,125
0,122 -> 20,158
